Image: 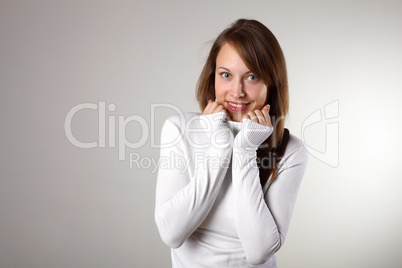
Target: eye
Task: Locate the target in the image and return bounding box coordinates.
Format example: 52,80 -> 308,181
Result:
247,75 -> 257,80
221,72 -> 230,79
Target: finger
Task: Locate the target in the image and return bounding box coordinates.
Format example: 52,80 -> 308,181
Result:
261,109 -> 272,127
247,111 -> 258,123
213,104 -> 226,116
262,104 -> 270,111
213,104 -> 224,113
242,114 -> 250,122
217,105 -> 232,120
218,105 -> 231,118
254,110 -> 267,126
210,100 -> 219,112
202,100 -> 212,115
203,100 -> 217,115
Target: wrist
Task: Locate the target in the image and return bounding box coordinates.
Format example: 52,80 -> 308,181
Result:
200,111 -> 228,128
234,118 -> 273,149
200,112 -> 232,148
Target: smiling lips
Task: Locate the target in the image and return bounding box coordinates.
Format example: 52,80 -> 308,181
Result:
226,101 -> 250,112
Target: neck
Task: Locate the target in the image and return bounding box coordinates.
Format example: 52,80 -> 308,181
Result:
226,120 -> 243,136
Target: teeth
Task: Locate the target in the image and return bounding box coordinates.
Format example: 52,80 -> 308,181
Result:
230,103 -> 245,107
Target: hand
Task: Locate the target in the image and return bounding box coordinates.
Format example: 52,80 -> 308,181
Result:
235,104 -> 273,149
241,104 -> 272,127
202,100 -> 231,120
201,100 -> 232,148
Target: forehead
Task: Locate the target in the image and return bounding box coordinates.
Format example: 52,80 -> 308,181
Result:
216,43 -> 250,72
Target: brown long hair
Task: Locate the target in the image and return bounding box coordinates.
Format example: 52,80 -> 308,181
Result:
196,19 -> 290,186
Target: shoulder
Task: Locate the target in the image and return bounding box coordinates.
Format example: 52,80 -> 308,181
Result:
163,112 -> 202,130
159,112 -> 202,149
286,133 -> 306,154
279,132 -> 309,170
164,112 -> 201,125
161,112 -> 204,141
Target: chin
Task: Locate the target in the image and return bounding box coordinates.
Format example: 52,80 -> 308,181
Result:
230,115 -> 242,122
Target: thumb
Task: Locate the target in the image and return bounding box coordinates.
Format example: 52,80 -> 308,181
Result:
263,104 -> 270,111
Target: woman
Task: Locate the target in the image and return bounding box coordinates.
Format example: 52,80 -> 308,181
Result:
155,19 -> 309,267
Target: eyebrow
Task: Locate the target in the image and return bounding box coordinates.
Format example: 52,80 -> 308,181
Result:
217,67 -> 231,72
217,67 -> 253,75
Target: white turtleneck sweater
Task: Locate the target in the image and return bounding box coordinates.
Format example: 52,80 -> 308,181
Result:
155,112 -> 309,268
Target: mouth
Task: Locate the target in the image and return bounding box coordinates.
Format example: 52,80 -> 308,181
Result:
226,101 -> 250,112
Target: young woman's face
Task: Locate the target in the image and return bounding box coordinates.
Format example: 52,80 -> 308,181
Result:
214,43 -> 268,122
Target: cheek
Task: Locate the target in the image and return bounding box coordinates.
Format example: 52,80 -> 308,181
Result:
214,80 -> 226,98
250,85 -> 267,105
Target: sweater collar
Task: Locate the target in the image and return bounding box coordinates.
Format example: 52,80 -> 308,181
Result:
226,120 -> 243,136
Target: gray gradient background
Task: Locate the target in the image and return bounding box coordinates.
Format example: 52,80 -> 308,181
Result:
1,0 -> 402,267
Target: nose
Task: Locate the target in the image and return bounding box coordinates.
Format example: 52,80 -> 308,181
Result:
230,79 -> 245,98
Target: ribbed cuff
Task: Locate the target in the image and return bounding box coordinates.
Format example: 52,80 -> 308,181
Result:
234,118 -> 273,149
200,111 -> 228,129
200,112 -> 232,148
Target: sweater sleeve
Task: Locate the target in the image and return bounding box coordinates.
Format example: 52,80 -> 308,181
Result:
155,112 -> 233,249
232,120 -> 309,265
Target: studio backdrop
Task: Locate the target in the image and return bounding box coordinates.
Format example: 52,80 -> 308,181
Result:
1,1 -> 401,267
